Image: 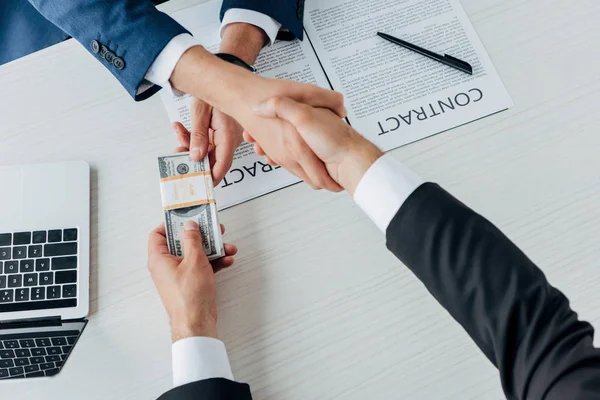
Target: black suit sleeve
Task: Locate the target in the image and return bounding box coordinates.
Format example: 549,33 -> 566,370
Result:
386,183 -> 600,399
157,378 -> 252,400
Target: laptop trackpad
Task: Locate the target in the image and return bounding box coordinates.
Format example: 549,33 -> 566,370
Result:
0,168 -> 23,229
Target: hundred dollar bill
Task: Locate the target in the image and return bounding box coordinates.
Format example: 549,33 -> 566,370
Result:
158,153 -> 225,260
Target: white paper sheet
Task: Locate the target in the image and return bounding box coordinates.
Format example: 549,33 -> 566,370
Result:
160,0 -> 513,210
303,0 -> 513,152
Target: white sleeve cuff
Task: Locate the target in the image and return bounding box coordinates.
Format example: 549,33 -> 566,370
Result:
144,33 -> 202,97
353,154 -> 425,233
221,8 -> 282,46
172,337 -> 234,388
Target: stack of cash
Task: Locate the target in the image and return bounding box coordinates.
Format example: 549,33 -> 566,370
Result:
158,153 -> 225,260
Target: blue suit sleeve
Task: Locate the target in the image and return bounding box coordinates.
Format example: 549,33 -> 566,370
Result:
26,0 -> 188,101
221,0 -> 305,40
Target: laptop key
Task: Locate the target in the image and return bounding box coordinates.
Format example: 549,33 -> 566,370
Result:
52,256 -> 77,270
51,337 -> 67,346
0,350 -> 15,358
13,232 -> 31,245
12,246 -> 27,259
45,355 -> 60,362
31,287 -> 45,301
56,271 -> 77,284
0,248 -> 10,261
45,368 -> 59,376
0,234 -> 11,247
7,275 -> 21,288
14,349 -> 30,358
20,260 -> 35,273
47,347 -> 61,355
31,348 -> 46,357
63,229 -> 78,242
0,360 -> 13,368
39,362 -> 54,370
61,346 -> 72,354
19,339 -> 35,348
32,231 -> 46,244
44,242 -> 77,257
35,258 -> 50,271
15,288 -> 29,302
66,336 -> 77,345
26,371 -> 45,377
0,290 -> 13,303
23,274 -> 38,287
3,341 -> 18,349
30,356 -> 45,364
28,245 -> 43,258
62,284 -> 77,298
0,276 -> 5,289
14,358 -> 29,366
4,261 -> 18,273
47,286 -> 61,299
9,367 -> 24,376
0,369 -> 8,378
48,230 -> 62,243
35,338 -> 51,347
24,364 -> 40,373
40,272 -> 53,285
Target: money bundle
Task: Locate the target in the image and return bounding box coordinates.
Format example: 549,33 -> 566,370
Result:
158,153 -> 225,260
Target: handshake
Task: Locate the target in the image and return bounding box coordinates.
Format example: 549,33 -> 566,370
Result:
148,46 -> 384,341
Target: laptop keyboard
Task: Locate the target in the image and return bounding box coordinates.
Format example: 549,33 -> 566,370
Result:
0,330 -> 80,379
0,229 -> 78,312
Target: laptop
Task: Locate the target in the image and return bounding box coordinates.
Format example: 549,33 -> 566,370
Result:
0,161 -> 90,379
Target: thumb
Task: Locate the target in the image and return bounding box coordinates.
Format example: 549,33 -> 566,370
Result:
181,221 -> 208,265
253,97 -> 311,128
190,98 -> 212,161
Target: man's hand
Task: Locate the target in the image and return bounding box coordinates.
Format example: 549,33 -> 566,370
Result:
182,22 -> 266,184
251,97 -> 384,195
173,98 -> 243,186
147,221 -> 238,342
169,46 -> 347,192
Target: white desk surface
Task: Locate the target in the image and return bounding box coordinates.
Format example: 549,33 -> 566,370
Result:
1,0 -> 599,398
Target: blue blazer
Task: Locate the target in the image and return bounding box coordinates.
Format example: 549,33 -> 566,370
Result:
0,0 -> 305,100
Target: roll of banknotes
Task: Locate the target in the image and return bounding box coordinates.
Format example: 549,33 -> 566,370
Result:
158,153 -> 225,260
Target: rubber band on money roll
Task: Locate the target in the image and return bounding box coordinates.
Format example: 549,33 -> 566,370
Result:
160,170 -> 216,211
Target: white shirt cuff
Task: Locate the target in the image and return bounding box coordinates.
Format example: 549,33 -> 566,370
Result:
144,33 -> 202,97
172,337 -> 234,388
221,9 -> 282,46
353,154 -> 425,233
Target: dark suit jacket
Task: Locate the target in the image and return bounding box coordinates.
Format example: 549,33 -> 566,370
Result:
1,0 -> 306,99
160,183 -> 600,399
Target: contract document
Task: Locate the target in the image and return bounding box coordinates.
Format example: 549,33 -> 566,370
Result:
161,0 -> 513,209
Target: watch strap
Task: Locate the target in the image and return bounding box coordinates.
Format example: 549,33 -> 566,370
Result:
215,53 -> 256,73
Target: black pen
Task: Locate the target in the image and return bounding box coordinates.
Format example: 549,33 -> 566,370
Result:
377,32 -> 473,75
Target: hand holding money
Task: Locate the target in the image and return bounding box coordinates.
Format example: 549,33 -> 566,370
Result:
147,221 -> 238,342
158,152 -> 225,260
